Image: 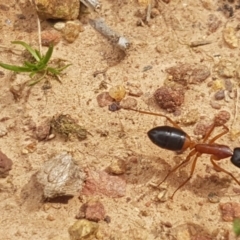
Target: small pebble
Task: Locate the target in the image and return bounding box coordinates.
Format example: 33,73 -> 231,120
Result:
96,92 -> 114,107
107,159 -> 126,175
108,102 -> 121,112
53,22 -> 66,31
214,110 -> 230,126
0,71 -> 5,78
68,220 -> 99,240
0,125 -> 7,137
46,214 -> 55,221
120,97 -> 137,109
181,109 -> 199,126
35,121 -> 51,141
224,78 -> 233,92
219,202 -> 240,221
154,86 -> 185,113
0,150 -> 13,177
85,200 -> 106,222
104,215 -> 111,223
109,85 -> 126,102
194,122 -> 210,136
207,192 -> 220,203
63,20 -> 84,43
128,86 -> 143,97
214,90 -> 225,100
21,149 -> 29,155
157,189 -> 168,202
41,30 -> 61,46
210,100 -> 221,109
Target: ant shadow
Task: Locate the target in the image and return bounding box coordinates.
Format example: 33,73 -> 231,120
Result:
124,149 -> 236,199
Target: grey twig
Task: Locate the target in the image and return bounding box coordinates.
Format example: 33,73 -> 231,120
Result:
80,0 -> 101,11
89,18 -> 130,51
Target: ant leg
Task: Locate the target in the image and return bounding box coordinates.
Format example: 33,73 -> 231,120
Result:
170,152 -> 201,199
157,149 -> 197,187
208,125 -> 229,144
122,108 -> 182,129
210,158 -> 240,185
122,108 -> 194,142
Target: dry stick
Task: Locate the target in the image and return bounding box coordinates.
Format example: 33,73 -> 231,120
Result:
232,88 -> 239,130
37,15 -> 42,55
146,0 -> 152,23
89,18 -> 130,51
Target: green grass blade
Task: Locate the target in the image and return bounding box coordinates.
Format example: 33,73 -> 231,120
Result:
41,44 -> 54,65
0,62 -> 32,72
233,218 -> 240,236
47,67 -> 60,75
29,71 -> 38,77
57,64 -> 72,72
24,61 -> 38,70
35,49 -> 42,60
28,72 -> 46,86
12,41 -> 41,62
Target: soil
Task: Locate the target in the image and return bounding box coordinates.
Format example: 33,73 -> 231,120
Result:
1,0 -> 240,239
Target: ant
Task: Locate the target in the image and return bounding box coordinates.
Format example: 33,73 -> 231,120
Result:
122,107 -> 240,199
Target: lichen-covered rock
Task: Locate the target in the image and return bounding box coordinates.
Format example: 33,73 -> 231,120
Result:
36,152 -> 85,199
34,0 -> 80,20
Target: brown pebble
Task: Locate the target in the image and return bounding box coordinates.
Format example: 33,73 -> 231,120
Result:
128,86 -> 143,97
35,121 -> 51,141
76,200 -> 106,222
219,202 -> 240,221
0,4 -> 9,11
214,90 -> 225,100
214,110 -> 230,126
0,151 -> 13,177
207,192 -> 220,203
120,97 -> 137,109
194,121 -> 210,136
151,8 -> 160,18
162,221 -> 172,228
46,214 -> 55,221
96,92 -> 114,107
210,100 -> 221,109
224,78 -> 233,92
107,159 -> 126,175
104,215 -> 111,223
166,63 -> 210,86
85,200 -> 106,222
154,86 -> 185,113
82,170 -> 126,197
41,30 -> 61,46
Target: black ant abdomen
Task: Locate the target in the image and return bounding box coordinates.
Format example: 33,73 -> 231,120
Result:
231,148 -> 240,168
148,126 -> 187,151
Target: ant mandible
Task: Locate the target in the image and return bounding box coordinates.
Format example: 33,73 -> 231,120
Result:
123,107 -> 240,199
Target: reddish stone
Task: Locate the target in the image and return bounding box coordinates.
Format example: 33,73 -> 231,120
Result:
219,202 -> 240,221
81,170 -> 126,198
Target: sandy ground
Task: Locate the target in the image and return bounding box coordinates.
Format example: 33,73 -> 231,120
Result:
1,0 -> 240,239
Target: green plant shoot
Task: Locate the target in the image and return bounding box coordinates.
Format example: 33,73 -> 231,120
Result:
233,218 -> 240,236
0,41 -> 71,86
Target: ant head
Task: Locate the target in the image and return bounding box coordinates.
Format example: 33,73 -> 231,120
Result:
231,148 -> 240,168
